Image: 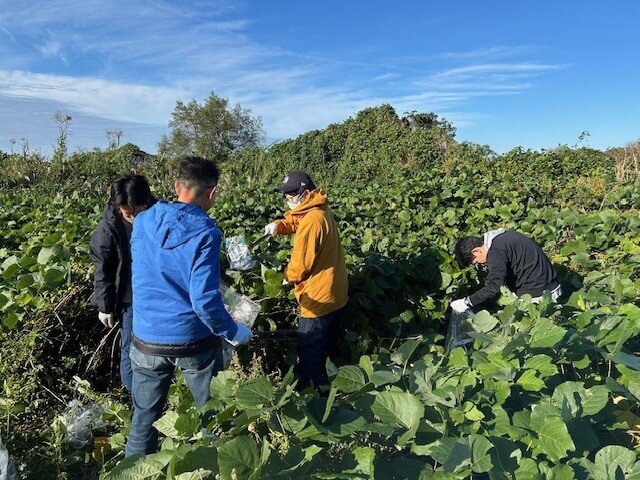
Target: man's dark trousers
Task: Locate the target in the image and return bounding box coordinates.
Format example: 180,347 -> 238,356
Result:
296,308 -> 342,390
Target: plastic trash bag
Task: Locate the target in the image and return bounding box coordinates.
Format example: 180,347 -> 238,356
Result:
0,435 -> 18,480
220,282 -> 260,368
220,282 -> 260,328
225,236 -> 256,271
445,309 -> 474,352
59,400 -> 106,449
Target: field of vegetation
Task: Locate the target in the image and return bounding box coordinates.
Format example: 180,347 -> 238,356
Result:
1,105 -> 639,479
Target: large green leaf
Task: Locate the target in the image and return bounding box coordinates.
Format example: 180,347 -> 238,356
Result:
370,391 -> 424,430
529,317 -> 567,348
218,436 -> 260,480
516,370 -> 545,392
534,416 -> 575,462
440,435 -> 493,474
153,411 -> 180,439
581,445 -> 640,480
551,381 -> 609,418
236,377 -> 274,407
332,365 -> 367,393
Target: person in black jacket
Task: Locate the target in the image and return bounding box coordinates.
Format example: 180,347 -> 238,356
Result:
89,175 -> 155,392
451,229 -> 561,313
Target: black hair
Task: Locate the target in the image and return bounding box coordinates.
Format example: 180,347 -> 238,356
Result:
176,156 -> 220,195
109,175 -> 153,207
455,236 -> 484,267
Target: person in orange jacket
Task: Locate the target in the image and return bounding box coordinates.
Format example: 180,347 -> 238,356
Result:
265,171 -> 348,390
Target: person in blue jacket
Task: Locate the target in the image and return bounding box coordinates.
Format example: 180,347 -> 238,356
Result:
125,157 -> 252,457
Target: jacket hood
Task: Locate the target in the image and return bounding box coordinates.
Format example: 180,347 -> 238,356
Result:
136,201 -> 215,249
284,189 -> 328,220
484,228 -> 507,250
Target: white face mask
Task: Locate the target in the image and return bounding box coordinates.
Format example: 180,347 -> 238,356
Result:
285,191 -> 307,210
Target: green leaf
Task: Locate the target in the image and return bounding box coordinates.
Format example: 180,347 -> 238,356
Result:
514,458 -> 540,480
546,465 -> 575,480
332,365 -> 367,393
104,451 -> 173,480
153,411 -> 180,439
581,445 -> 640,480
210,370 -> 237,400
174,470 -> 212,480
529,317 -> 567,348
322,387 -> 337,423
551,381 -> 609,418
535,416 -> 575,462
523,354 -> 558,378
43,267 -> 65,287
371,370 -> 401,388
16,274 -> 35,289
370,391 -> 424,429
517,370 -> 545,392
217,436 -> 260,480
441,435 -> 493,474
471,310 -> 499,333
390,337 -> 422,366
236,377 -> 273,407
358,355 -> 375,380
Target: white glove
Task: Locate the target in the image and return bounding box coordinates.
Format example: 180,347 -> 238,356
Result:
264,223 -> 278,236
226,323 -> 253,347
98,312 -> 116,328
450,299 -> 470,314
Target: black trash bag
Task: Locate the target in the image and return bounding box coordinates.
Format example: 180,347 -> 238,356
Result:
445,309 -> 474,352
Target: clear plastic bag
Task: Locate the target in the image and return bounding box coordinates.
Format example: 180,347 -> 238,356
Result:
59,400 -> 106,448
225,236 -> 256,271
219,282 -> 260,328
219,282 -> 259,368
445,309 -> 474,352
0,435 -> 18,480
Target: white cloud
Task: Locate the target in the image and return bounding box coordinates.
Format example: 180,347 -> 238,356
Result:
0,70 -> 187,125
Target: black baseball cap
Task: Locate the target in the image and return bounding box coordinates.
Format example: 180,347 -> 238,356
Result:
274,171 -> 316,194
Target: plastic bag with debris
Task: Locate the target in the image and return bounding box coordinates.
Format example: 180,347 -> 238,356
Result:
225,235 -> 256,271
445,309 -> 474,352
220,282 -> 260,328
220,282 -> 260,368
59,400 -> 106,449
0,435 -> 18,480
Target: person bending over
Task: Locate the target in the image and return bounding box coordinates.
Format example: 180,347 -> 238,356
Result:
451,229 -> 561,314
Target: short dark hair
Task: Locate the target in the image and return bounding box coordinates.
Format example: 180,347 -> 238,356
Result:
109,175 -> 153,207
176,157 -> 220,195
455,236 -> 484,267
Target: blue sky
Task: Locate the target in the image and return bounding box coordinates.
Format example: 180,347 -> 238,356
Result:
0,1 -> 638,155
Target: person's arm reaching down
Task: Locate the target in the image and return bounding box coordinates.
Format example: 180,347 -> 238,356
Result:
466,248 -> 509,307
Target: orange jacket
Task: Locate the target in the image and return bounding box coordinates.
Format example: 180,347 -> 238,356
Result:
275,190 -> 349,318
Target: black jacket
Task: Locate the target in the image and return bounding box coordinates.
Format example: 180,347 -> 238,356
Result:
89,203 -> 133,315
467,230 -> 558,307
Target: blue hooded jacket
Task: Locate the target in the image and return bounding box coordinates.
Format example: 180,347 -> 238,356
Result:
131,201 -> 238,345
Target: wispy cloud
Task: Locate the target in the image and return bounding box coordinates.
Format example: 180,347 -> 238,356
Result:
0,70 -> 187,124
441,45 -> 539,59
0,1 -> 566,149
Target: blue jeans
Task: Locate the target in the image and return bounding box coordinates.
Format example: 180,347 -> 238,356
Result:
120,304 -> 133,393
124,343 -> 223,457
296,309 -> 342,390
